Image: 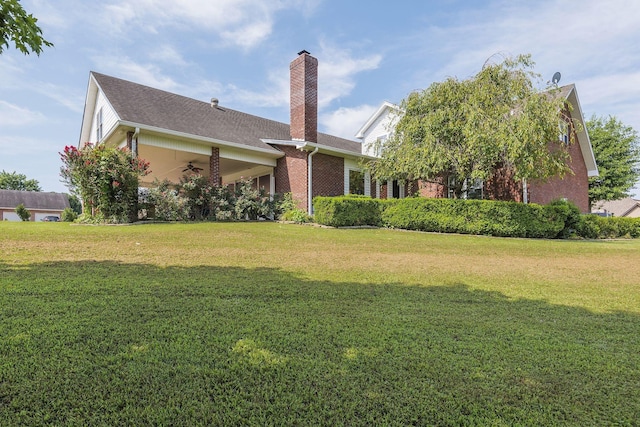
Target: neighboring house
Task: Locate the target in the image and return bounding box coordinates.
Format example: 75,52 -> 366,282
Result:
592,197 -> 640,217
356,84 -> 599,213
0,190 -> 70,221
79,51 -> 371,214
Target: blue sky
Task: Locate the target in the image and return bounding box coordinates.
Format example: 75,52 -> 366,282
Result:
1,0 -> 639,197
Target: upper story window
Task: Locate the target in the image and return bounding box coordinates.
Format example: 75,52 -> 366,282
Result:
96,107 -> 103,141
559,122 -> 569,145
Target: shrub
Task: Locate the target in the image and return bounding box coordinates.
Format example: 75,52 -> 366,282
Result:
60,144 -> 151,223
575,215 -> 640,239
380,198 -> 568,238
146,180 -> 190,221
15,203 -> 30,221
313,196 -> 581,239
61,207 -> 78,222
233,178 -> 274,220
313,195 -> 383,227
276,192 -> 310,223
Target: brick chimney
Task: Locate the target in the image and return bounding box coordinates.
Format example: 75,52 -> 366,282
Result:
290,50 -> 318,143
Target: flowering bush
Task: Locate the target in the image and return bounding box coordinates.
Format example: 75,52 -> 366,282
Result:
60,144 -> 150,223
233,178 -> 274,220
144,180 -> 190,221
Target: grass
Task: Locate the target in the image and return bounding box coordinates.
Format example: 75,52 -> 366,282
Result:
1,221 -> 639,425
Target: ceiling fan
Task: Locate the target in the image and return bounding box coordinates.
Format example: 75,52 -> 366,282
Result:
182,162 -> 204,173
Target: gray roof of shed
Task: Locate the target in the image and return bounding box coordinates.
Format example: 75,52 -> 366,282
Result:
91,72 -> 362,154
0,190 -> 70,210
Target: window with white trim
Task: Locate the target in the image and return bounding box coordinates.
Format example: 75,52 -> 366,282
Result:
348,170 -> 365,195
96,107 -> 103,141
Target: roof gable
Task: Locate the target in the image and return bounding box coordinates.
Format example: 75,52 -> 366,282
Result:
86,72 -> 361,155
355,101 -> 399,139
559,84 -> 599,177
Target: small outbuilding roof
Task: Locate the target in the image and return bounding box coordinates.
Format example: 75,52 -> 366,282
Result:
0,190 -> 70,211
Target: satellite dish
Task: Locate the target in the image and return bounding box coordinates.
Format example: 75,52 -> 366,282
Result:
552,72 -> 561,85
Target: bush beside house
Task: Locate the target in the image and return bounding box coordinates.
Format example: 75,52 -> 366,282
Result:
313,196 -> 639,239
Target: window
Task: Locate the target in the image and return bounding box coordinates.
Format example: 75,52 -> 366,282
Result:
95,107 -> 103,141
559,122 -> 569,145
448,176 -> 484,199
348,170 -> 365,195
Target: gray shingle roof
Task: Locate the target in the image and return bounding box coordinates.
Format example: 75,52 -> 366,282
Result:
0,190 -> 70,210
92,72 -> 362,154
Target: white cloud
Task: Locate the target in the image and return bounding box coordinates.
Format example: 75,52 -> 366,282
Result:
317,43 -> 382,108
0,101 -> 46,127
91,54 -> 181,92
320,104 -> 378,140
225,45 -> 382,112
100,0 -> 314,49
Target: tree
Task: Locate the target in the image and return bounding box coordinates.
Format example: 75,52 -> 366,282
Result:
15,203 -> 30,221
66,193 -> 82,214
0,170 -> 42,191
369,54 -> 573,198
587,115 -> 640,206
0,0 -> 53,55
60,144 -> 150,223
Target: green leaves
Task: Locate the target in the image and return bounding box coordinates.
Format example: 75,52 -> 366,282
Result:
0,170 -> 41,191
59,144 -> 150,223
0,0 -> 53,55
371,54 -> 572,198
587,115 -> 640,205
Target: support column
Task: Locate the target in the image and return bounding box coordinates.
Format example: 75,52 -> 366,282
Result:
209,147 -> 221,186
126,130 -> 139,156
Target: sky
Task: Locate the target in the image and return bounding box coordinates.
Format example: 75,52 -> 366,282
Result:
1,0 -> 639,198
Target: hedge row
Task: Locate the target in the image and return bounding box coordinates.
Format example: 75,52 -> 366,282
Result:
313,195 -> 383,227
313,196 -> 640,239
576,215 -> 640,239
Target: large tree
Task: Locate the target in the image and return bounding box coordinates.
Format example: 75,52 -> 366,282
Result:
369,54 -> 573,198
0,0 -> 53,55
0,170 -> 42,191
587,115 -> 640,206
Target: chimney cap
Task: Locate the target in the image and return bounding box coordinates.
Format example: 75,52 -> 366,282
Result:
211,97 -> 219,107
297,49 -> 310,56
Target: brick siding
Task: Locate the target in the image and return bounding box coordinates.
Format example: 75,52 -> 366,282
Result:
312,153 -> 344,197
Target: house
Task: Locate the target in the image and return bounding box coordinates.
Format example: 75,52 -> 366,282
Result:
0,190 -> 70,221
592,197 -> 640,217
355,84 -> 599,213
79,51 -> 371,214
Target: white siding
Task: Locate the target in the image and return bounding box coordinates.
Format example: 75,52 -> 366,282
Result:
87,90 -> 118,144
361,105 -> 398,157
139,134 -> 212,156
344,158 -> 360,194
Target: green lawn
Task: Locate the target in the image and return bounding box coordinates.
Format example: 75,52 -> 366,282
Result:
1,222 -> 639,426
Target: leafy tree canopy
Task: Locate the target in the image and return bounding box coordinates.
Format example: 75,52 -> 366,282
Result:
369,54 -> 573,198
587,115 -> 640,206
0,169 -> 42,191
0,0 -> 53,55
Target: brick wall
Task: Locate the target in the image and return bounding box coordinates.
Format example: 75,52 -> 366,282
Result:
528,131 -> 590,212
485,165 -> 523,202
312,153 -> 344,197
418,177 -> 447,198
274,145 -> 308,210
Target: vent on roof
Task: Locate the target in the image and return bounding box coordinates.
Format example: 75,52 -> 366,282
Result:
211,98 -> 219,107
